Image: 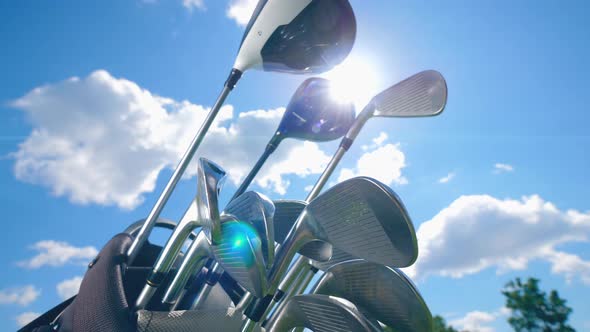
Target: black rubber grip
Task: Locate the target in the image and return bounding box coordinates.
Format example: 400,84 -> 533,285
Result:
245,294 -> 273,321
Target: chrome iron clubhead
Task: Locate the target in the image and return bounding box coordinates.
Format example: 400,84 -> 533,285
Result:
211,220 -> 268,298
224,191 -> 276,268
313,260 -> 432,331
162,217 -> 268,306
264,294 -> 379,332
268,177 -> 418,293
197,158 -> 226,243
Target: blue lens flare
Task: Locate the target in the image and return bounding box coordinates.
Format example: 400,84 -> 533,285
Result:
219,221 -> 262,267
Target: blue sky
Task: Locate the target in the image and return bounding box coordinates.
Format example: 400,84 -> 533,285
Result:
1,0 -> 589,330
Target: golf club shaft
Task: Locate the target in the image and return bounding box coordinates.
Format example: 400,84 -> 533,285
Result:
127,70 -> 242,264
231,142 -> 278,201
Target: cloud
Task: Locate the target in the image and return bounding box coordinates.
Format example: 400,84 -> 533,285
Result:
493,163 -> 514,174
16,312 -> 40,328
0,286 -> 40,306
11,70 -> 332,208
404,195 -> 590,284
56,276 -> 83,300
182,0 -> 205,11
438,172 -> 455,184
227,0 -> 257,26
338,132 -> 407,186
17,241 -> 98,269
450,310 -> 499,332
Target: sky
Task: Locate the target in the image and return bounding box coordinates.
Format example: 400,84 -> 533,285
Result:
1,0 -> 590,330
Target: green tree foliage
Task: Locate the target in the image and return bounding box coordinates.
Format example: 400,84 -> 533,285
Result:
433,315 -> 459,332
502,277 -> 575,332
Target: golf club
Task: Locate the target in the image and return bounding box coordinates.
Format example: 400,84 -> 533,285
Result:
231,77 -> 355,201
243,176 -> 418,330
251,70 -> 448,328
135,158 -> 226,310
127,0 -> 357,265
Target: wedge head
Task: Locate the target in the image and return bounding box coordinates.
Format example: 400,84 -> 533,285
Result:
306,176 -> 418,267
314,260 -> 432,331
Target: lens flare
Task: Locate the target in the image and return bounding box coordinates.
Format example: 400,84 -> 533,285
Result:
322,55 -> 381,111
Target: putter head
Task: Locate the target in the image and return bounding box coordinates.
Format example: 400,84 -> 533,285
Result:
273,77 -> 356,143
371,70 -> 447,118
196,158 -> 227,243
211,220 -> 268,298
304,176 -> 418,268
313,260 -> 432,331
224,191 -> 276,268
265,294 -> 375,332
234,0 -> 356,74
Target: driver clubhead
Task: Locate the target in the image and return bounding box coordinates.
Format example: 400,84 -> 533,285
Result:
274,77 -> 356,143
265,294 -> 377,332
211,220 -> 268,298
371,70 -> 447,118
234,0 -> 356,74
305,176 -> 418,268
224,191 -> 276,268
313,260 -> 432,332
196,158 -> 227,243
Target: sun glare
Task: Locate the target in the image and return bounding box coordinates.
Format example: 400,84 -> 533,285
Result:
322,56 -> 381,111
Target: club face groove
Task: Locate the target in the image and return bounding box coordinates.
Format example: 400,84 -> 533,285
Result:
372,70 -> 447,118
224,191 -> 276,268
267,294 -> 374,332
314,260 -> 432,331
307,177 -> 418,267
277,77 -> 356,142
211,220 -> 268,298
197,158 -> 227,242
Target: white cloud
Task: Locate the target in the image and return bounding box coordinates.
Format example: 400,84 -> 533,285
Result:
450,310 -> 498,332
11,71 -> 332,208
404,195 -> 590,284
338,133 -> 407,186
493,163 -> 514,174
438,172 -> 455,184
56,276 -> 83,300
227,0 -> 257,26
0,286 -> 40,306
18,240 -> 98,269
182,0 -> 205,11
16,312 -> 40,327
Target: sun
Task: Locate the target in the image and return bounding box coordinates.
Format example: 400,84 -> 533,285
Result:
322,55 -> 382,111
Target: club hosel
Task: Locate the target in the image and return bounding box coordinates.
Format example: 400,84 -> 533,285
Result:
344,103 -> 375,143
225,68 -> 243,90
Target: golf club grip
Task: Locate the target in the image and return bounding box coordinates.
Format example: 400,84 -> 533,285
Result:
127,71 -> 240,264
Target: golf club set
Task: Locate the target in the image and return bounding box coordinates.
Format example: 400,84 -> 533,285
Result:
21,1 -> 448,331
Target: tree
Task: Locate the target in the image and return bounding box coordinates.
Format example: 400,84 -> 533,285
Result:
502,277 -> 575,332
433,315 -> 460,332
